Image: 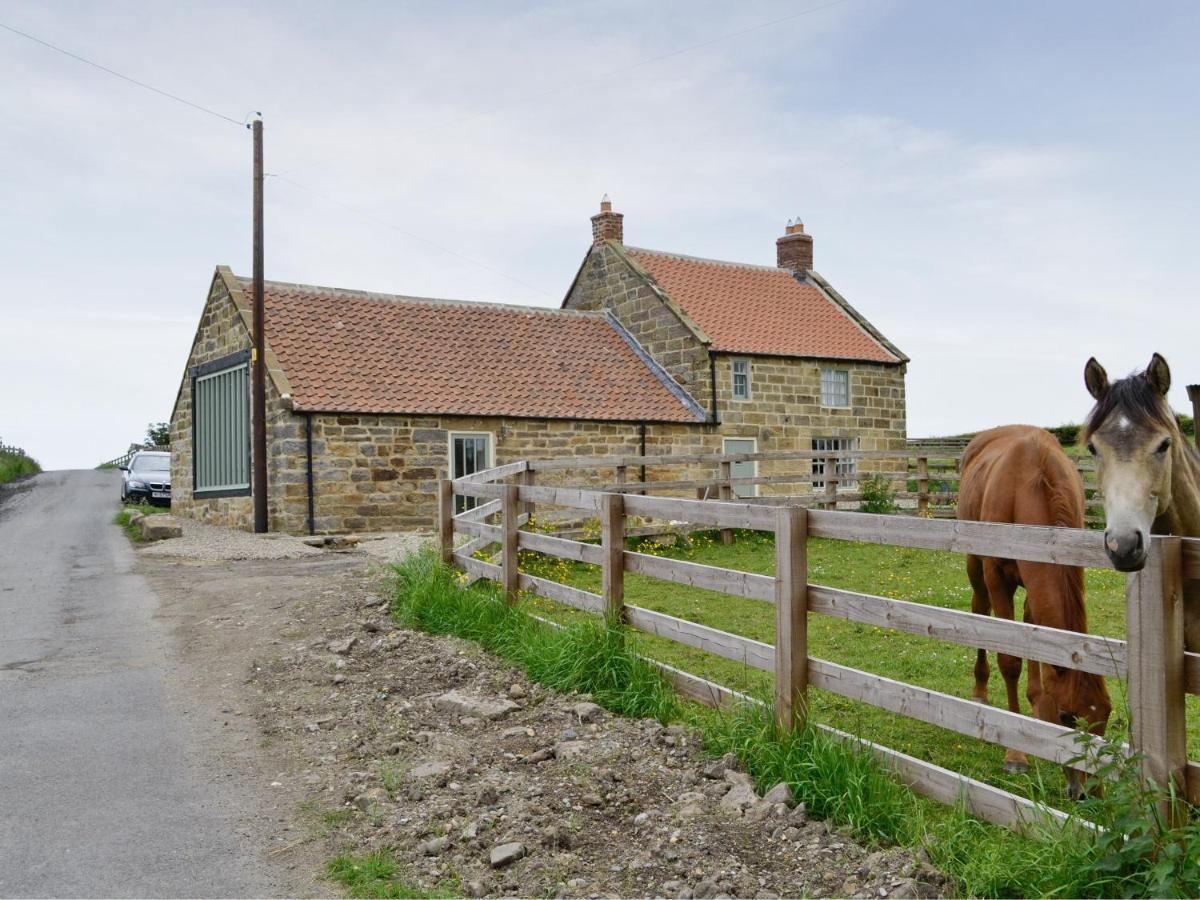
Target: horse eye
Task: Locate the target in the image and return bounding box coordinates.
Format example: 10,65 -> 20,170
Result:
1087,441 -> 1097,456
1157,437 -> 1172,454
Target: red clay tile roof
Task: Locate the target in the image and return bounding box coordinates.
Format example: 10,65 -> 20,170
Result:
624,247 -> 901,363
244,278 -> 702,421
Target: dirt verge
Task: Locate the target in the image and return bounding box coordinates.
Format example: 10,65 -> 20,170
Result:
142,547 -> 947,899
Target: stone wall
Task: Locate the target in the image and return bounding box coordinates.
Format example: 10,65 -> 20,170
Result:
711,354 -> 907,495
563,244 -> 712,413
170,274 -> 298,532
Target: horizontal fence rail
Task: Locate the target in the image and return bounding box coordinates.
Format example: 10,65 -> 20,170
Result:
439,451 -> 1198,832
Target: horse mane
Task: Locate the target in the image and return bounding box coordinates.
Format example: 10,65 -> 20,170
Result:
1083,371 -> 1178,441
1036,441 -> 1088,633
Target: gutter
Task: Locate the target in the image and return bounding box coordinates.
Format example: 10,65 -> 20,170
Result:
709,353 -> 719,425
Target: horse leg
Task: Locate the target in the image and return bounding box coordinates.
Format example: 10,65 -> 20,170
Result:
985,562 -> 1029,773
967,554 -> 990,703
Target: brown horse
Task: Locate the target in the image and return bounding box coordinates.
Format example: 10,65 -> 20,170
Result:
1083,353 -> 1200,649
958,425 -> 1112,798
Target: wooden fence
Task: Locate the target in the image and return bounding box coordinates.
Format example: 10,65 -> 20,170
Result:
528,447 -> 1105,527
439,452 -> 1200,833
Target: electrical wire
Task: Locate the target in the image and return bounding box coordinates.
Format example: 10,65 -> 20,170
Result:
0,21 -> 245,126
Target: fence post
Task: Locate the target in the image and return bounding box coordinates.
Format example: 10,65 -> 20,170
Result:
438,479 -> 454,565
502,483 -> 520,605
823,456 -> 838,510
1126,536 -> 1187,826
917,455 -> 929,515
719,459 -> 733,545
615,464 -> 627,490
520,465 -> 535,519
601,493 -> 626,624
774,505 -> 808,731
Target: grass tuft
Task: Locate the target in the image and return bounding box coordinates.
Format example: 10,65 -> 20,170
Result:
326,851 -> 456,899
113,503 -> 157,541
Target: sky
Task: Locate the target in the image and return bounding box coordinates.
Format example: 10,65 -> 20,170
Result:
1,0 -> 1198,470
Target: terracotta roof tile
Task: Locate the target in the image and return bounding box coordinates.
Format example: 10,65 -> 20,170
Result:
242,278 -> 702,422
624,247 -> 900,363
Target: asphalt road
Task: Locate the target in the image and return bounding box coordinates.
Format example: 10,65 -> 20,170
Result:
0,471 -> 278,898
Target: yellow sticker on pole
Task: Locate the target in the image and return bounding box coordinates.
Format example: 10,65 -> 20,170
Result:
251,348 -> 258,362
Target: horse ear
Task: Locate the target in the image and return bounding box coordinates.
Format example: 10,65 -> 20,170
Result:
1084,358 -> 1109,400
1145,353 -> 1171,396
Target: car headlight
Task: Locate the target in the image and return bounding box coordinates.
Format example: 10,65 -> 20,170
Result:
129,480 -> 146,489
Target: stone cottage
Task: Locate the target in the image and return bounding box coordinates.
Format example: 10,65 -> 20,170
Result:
169,200 -> 907,534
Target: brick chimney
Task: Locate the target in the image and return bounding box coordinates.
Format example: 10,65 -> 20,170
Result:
776,217 -> 813,272
591,194 -> 623,246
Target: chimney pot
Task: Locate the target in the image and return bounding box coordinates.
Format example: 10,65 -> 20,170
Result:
777,216 -> 813,271
591,195 -> 623,246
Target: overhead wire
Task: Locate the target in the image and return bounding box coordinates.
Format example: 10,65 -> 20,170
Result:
0,21 -> 245,127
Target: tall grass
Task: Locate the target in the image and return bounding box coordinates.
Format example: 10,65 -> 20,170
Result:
390,550 -> 1200,897
0,439 -> 39,485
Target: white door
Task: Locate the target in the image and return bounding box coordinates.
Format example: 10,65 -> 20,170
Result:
450,433 -> 492,513
723,438 -> 758,498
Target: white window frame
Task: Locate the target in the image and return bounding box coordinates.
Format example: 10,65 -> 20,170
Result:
819,367 -> 851,409
722,436 -> 758,498
812,436 -> 857,490
730,358 -> 751,402
448,431 -> 495,513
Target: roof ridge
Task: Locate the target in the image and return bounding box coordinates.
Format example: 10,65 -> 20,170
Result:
233,274 -> 601,318
624,245 -> 784,274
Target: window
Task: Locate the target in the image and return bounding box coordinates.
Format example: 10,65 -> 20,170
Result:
193,356 -> 250,496
450,432 -> 493,513
722,437 -> 757,498
820,368 -> 850,407
730,358 -> 751,401
812,437 -> 857,490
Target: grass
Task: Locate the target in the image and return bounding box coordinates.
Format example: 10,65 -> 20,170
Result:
389,551 -> 1200,897
515,529 -> 1200,805
327,851 -> 457,899
0,445 -> 39,485
113,502 -> 158,540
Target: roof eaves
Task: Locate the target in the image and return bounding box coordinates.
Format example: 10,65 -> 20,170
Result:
804,270 -> 909,364
603,311 -> 708,423
223,268 -> 296,399
608,242 -> 713,346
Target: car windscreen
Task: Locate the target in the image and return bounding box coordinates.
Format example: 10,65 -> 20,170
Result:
132,455 -> 170,473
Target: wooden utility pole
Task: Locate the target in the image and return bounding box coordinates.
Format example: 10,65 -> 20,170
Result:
251,118 -> 268,533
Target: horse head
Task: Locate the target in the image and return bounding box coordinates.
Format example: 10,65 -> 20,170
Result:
1083,353 -> 1180,571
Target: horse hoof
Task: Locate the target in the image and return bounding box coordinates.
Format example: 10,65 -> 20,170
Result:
1003,761 -> 1029,775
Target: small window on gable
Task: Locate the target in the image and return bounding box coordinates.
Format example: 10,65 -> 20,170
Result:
193,357 -> 251,496
820,368 -> 850,408
731,358 -> 751,401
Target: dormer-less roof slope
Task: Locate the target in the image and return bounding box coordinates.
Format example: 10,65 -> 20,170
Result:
242,278 -> 703,422
623,247 -> 904,364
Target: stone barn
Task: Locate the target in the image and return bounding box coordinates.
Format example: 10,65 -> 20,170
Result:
169,201 -> 907,534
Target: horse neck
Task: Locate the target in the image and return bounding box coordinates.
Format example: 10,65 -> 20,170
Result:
1163,441 -> 1200,537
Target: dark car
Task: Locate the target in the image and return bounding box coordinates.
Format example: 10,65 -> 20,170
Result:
120,451 -> 172,506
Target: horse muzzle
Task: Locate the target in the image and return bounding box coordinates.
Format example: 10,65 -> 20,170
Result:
1104,528 -> 1147,572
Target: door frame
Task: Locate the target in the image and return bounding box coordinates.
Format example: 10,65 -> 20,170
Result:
722,436 -> 758,498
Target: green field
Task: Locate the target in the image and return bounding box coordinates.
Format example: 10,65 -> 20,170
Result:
0,444 -> 40,485
514,530 -> 1200,807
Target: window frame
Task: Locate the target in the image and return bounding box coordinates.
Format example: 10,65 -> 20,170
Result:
811,436 -> 858,490
819,367 -> 851,409
191,350 -> 252,499
722,436 -> 758,498
730,357 -> 752,402
448,431 -> 495,513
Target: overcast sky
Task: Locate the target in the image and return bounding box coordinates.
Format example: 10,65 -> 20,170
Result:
2,1 -> 1198,470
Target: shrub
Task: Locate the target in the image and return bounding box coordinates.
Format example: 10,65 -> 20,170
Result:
858,473 -> 897,514
0,439 -> 39,485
